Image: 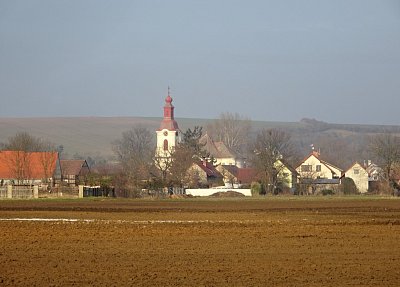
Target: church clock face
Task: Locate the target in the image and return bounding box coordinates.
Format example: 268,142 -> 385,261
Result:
163,131 -> 168,136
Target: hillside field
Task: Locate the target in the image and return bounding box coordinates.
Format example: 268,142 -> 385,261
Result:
0,117 -> 297,159
0,197 -> 399,286
1,116 -> 400,166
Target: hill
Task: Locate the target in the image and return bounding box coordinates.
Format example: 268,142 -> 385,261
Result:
1,117 -> 399,167
0,117 -> 214,160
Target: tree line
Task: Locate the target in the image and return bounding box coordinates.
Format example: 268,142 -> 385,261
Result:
2,113 -> 400,195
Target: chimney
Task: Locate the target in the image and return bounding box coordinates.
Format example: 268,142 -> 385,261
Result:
312,150 -> 320,157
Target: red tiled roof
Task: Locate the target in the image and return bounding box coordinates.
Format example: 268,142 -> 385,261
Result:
219,165 -> 259,184
0,151 -> 58,179
158,119 -> 180,131
237,168 -> 259,184
157,95 -> 180,131
194,161 -> 222,178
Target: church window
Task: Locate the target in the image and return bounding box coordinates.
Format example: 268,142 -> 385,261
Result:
163,139 -> 168,151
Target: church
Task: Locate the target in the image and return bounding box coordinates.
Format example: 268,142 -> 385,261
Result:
155,91 -> 181,166
154,91 -> 245,188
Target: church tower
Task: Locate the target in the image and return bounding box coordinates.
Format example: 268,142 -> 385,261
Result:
156,89 -> 181,158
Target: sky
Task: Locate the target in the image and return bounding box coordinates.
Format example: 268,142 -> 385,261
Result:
0,0 -> 399,125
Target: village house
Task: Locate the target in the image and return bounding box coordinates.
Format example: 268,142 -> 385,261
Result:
216,165 -> 259,188
344,162 -> 369,193
296,150 -> 343,194
296,151 -> 343,180
60,159 -> 90,186
365,161 -> 383,182
363,161 -> 384,192
0,150 -> 61,187
199,133 -> 245,168
187,160 -> 223,188
216,160 -> 298,191
274,159 -> 299,192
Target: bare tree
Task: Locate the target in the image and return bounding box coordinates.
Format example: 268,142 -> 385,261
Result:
168,145 -> 195,187
3,132 -> 57,185
250,128 -> 294,194
297,168 -> 319,195
207,112 -> 251,154
113,126 -> 154,193
153,147 -> 174,182
5,132 -> 44,152
369,132 -> 400,188
161,126 -> 206,187
4,150 -> 31,185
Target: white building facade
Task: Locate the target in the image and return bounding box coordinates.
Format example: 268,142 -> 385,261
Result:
155,92 -> 181,166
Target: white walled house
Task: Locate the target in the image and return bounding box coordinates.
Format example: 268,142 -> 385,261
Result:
344,162 -> 369,193
296,151 -> 343,180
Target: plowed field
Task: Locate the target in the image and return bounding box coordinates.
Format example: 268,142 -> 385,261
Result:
0,197 -> 399,286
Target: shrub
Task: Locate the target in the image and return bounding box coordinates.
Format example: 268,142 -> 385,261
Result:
340,178 -> 358,195
251,182 -> 263,196
321,189 -> 334,196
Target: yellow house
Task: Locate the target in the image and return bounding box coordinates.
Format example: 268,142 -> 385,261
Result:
275,160 -> 299,189
296,151 -> 343,179
344,162 -> 369,193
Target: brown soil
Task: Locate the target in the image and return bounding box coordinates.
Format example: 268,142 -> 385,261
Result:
0,197 -> 399,286
210,191 -> 245,197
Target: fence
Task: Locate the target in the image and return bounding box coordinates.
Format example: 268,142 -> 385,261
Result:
83,186 -> 115,197
40,186 -> 80,199
0,185 -> 117,199
0,187 -> 6,198
0,185 -> 38,199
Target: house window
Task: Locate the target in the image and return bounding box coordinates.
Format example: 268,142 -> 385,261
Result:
316,165 -> 321,172
354,168 -> 359,175
301,165 -> 312,172
163,139 -> 168,151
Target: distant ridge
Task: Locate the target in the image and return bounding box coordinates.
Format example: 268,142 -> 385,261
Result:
0,117 -> 214,159
0,117 -> 399,164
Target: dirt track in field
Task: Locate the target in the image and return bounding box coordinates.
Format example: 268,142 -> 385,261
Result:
0,198 -> 399,286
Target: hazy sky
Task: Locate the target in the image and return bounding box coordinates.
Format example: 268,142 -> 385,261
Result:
1,0 -> 399,125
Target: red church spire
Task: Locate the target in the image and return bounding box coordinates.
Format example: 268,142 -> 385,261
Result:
158,87 -> 179,131
163,86 -> 174,119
